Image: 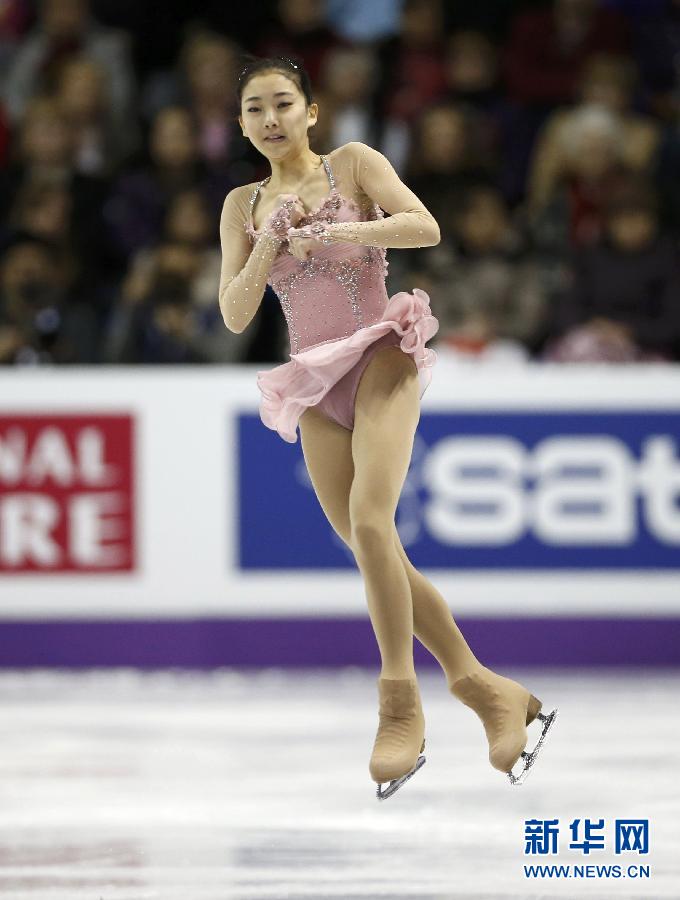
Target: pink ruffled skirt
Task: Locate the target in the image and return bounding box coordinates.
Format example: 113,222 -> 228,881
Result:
256,288 -> 439,443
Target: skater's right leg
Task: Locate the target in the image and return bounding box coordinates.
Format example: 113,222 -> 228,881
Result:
298,403 -> 480,684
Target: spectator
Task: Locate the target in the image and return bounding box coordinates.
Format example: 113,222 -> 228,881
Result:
0,0 -> 676,369
7,181 -> 75,267
500,0 -> 632,202
103,240 -> 250,364
164,190 -> 222,308
325,0 -> 403,44
142,29 -> 242,174
317,46 -> 409,170
104,188 -> 251,364
505,0 -> 629,108
0,0 -> 32,83
441,1 -> 515,40
0,96 -> 113,295
0,1 -> 30,168
612,0 -> 680,121
55,54 -> 137,176
530,105 -> 632,253
103,105 -> 233,264
441,30 -> 503,120
374,0 -> 448,127
425,184 -> 548,360
0,232 -> 98,364
0,96 -> 75,217
404,102 -> 494,226
439,29 -> 518,197
528,53 -> 661,216
256,0 -> 348,84
180,31 -> 239,172
2,0 -> 136,129
545,179 -> 680,362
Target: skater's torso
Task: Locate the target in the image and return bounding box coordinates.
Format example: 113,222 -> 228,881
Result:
244,147 -> 390,354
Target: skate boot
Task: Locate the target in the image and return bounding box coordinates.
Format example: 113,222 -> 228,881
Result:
449,665 -> 557,785
369,677 -> 426,800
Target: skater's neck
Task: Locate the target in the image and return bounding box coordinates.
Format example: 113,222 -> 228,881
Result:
267,147 -> 323,192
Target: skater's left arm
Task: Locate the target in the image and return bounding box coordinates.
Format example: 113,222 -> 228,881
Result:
287,142 -> 440,250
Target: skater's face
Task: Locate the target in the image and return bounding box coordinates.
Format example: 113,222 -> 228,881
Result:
239,71 -> 317,158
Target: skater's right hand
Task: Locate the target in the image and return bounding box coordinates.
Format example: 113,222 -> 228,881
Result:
262,195 -> 307,240
272,195 -> 307,228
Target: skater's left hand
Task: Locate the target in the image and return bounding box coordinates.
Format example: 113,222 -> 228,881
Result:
287,222 -> 334,259
287,232 -> 325,260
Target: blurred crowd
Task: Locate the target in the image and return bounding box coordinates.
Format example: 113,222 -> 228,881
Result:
1,0 -> 679,366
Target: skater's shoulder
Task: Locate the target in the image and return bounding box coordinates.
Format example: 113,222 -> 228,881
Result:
334,141 -> 382,162
325,143 -> 369,186
330,142 -> 393,182
228,182 -> 262,204
221,183 -> 260,218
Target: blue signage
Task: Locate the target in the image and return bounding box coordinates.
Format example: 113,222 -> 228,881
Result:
238,411 -> 680,570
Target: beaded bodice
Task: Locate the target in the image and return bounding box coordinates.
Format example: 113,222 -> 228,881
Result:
244,154 -> 390,354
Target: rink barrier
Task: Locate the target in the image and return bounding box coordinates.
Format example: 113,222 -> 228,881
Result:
0,617 -> 678,668
2,365 -> 680,667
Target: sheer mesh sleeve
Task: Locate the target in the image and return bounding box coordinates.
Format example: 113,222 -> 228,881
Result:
218,187 -> 282,334
315,142 -> 440,249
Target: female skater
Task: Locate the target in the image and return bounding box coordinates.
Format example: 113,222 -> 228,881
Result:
219,55 -> 556,800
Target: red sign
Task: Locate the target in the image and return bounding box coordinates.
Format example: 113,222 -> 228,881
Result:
0,415 -> 135,573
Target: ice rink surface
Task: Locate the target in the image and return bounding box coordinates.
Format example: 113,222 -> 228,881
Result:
0,667 -> 677,899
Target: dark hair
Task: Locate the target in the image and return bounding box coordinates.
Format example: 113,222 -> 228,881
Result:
236,53 -> 313,108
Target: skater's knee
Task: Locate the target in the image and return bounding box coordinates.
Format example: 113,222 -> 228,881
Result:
349,479 -> 395,549
349,515 -> 393,556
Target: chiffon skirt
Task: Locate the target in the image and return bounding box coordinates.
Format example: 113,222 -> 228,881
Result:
256,288 -> 439,444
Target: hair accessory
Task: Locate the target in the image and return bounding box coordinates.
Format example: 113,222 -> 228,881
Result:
239,57 -> 298,82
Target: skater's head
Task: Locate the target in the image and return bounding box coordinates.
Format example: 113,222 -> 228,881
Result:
237,55 -> 318,158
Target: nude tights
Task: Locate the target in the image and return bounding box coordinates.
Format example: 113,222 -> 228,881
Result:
298,346 -> 482,684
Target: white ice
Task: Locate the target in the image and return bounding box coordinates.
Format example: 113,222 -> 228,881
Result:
0,667 -> 677,899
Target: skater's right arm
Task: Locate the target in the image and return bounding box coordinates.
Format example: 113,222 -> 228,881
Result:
218,187 -> 282,334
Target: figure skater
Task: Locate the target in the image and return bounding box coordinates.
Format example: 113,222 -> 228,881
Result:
219,54 -> 557,800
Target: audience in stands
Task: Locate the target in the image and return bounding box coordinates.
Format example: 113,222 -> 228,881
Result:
0,0 -> 677,366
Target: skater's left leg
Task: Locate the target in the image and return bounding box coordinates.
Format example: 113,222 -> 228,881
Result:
350,345 -> 428,790
390,523 -> 482,686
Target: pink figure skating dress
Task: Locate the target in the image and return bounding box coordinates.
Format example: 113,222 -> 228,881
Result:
240,145 -> 440,443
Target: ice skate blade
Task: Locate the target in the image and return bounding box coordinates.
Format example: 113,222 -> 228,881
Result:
375,754 -> 426,800
507,708 -> 558,786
